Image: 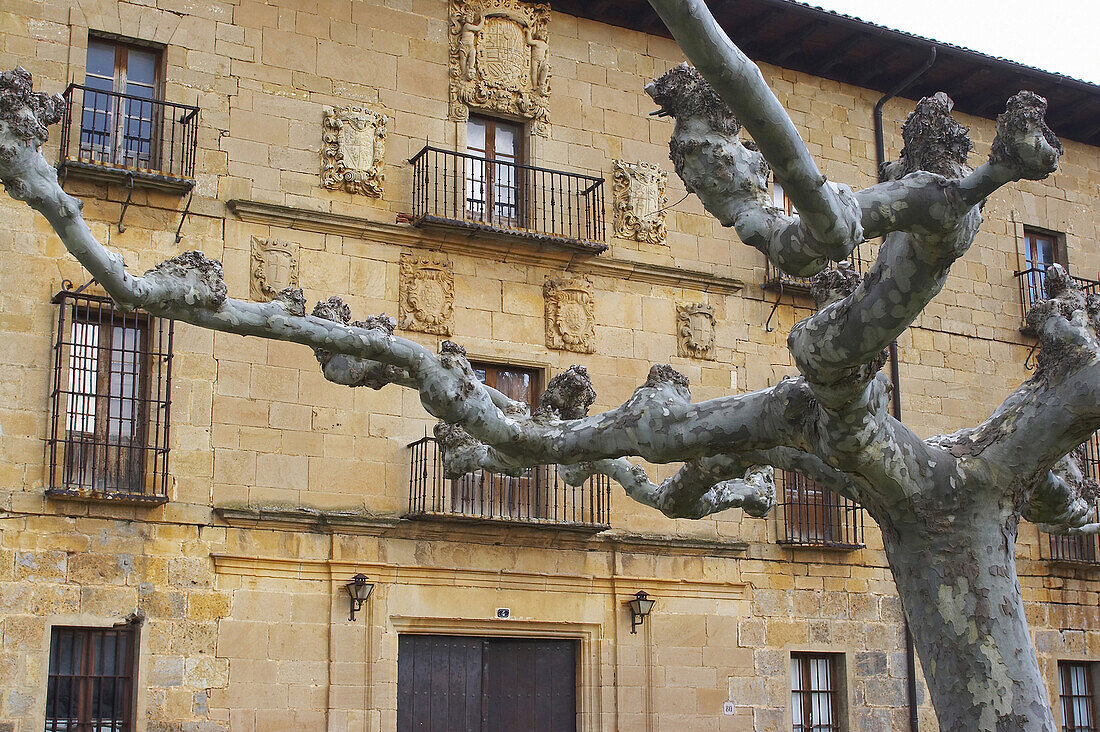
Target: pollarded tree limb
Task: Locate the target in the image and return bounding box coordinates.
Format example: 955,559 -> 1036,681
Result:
646,64 -> 857,276
928,267 -> 1100,499
1024,450 -> 1098,534
789,92 -> 1061,385
645,0 -> 864,262
0,67 -> 823,503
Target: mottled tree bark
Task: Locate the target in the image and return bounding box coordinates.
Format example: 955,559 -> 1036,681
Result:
0,2 -> 1095,726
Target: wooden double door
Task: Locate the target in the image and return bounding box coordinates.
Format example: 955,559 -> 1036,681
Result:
397,635 -> 577,732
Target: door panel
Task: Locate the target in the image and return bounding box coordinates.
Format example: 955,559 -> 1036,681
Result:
398,635 -> 577,732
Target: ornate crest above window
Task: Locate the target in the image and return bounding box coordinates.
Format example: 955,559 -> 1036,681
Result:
449,0 -> 552,137
321,105 -> 387,197
544,275 -> 595,353
399,253 -> 455,336
676,303 -> 717,361
250,237 -> 300,301
612,160 -> 668,245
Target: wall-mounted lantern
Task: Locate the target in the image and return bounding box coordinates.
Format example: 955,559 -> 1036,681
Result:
345,573 -> 374,621
628,590 -> 656,634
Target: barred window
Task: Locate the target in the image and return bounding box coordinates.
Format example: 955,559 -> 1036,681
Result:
47,288 -> 173,503
1059,661 -> 1097,732
777,471 -> 865,549
45,625 -> 138,732
791,653 -> 843,732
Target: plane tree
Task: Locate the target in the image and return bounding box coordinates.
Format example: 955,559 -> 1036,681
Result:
1,1 -> 1097,727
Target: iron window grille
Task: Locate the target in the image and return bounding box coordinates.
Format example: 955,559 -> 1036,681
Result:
777,470 -> 865,549
45,625 -> 138,732
47,286 -> 173,504
791,652 -> 842,732
1059,661 -> 1097,732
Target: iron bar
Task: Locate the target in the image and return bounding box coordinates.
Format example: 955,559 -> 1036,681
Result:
408,145 -> 605,247
406,436 -> 610,528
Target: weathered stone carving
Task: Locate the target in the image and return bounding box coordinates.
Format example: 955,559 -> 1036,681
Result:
249,237 -> 300,301
612,160 -> 668,244
321,105 -> 387,197
399,254 -> 454,336
449,0 -> 551,137
676,303 -> 716,360
544,275 -> 595,353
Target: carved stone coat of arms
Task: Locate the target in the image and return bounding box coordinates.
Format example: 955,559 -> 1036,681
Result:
544,275 -> 595,353
449,0 -> 552,136
677,303 -> 717,360
399,254 -> 455,336
613,160 -> 668,245
250,237 -> 300,301
321,105 -> 387,197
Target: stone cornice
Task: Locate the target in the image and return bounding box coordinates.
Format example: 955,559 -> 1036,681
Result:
211,553 -> 747,600
214,505 -> 749,557
225,199 -> 744,295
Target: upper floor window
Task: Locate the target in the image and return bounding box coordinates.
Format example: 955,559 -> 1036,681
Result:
777,470 -> 865,549
466,116 -> 524,227
46,625 -> 138,732
791,652 -> 843,732
59,36 -> 198,187
47,287 -> 173,504
451,362 -> 542,519
81,37 -> 162,170
1018,227 -> 1070,315
1059,661 -> 1097,732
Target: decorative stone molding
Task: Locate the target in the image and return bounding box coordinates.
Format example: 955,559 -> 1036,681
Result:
612,160 -> 668,245
321,105 -> 387,197
544,275 -> 595,353
676,303 -> 716,360
448,0 -> 552,137
399,253 -> 454,335
249,237 -> 300,301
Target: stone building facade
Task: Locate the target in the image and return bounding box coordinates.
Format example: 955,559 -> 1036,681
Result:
0,1 -> 1098,731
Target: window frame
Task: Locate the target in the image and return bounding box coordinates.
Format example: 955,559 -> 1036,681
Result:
45,624 -> 139,732
790,652 -> 844,732
465,115 -> 527,228
777,470 -> 865,549
1059,661 -> 1098,732
449,361 -> 545,520
80,34 -> 166,171
47,288 -> 174,504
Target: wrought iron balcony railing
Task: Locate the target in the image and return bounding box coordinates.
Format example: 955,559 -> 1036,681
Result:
777,470 -> 865,549
1015,266 -> 1100,331
407,437 -> 611,529
409,146 -> 606,252
58,83 -> 198,189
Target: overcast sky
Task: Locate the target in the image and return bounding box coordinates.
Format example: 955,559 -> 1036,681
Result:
805,0 -> 1100,85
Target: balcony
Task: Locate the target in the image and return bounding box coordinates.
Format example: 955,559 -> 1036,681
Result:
58,84 -> 198,192
1015,266 -> 1100,332
776,470 -> 865,549
1046,431 -> 1100,565
409,146 -> 606,254
406,437 -> 611,530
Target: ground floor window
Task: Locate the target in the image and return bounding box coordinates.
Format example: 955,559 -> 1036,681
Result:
791,652 -> 842,732
1060,661 -> 1097,732
45,625 -> 137,732
397,634 -> 577,732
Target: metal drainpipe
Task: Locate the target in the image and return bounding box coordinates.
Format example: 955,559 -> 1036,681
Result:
872,45 -> 937,732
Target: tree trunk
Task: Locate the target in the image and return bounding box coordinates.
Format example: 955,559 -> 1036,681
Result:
880,495 -> 1056,731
